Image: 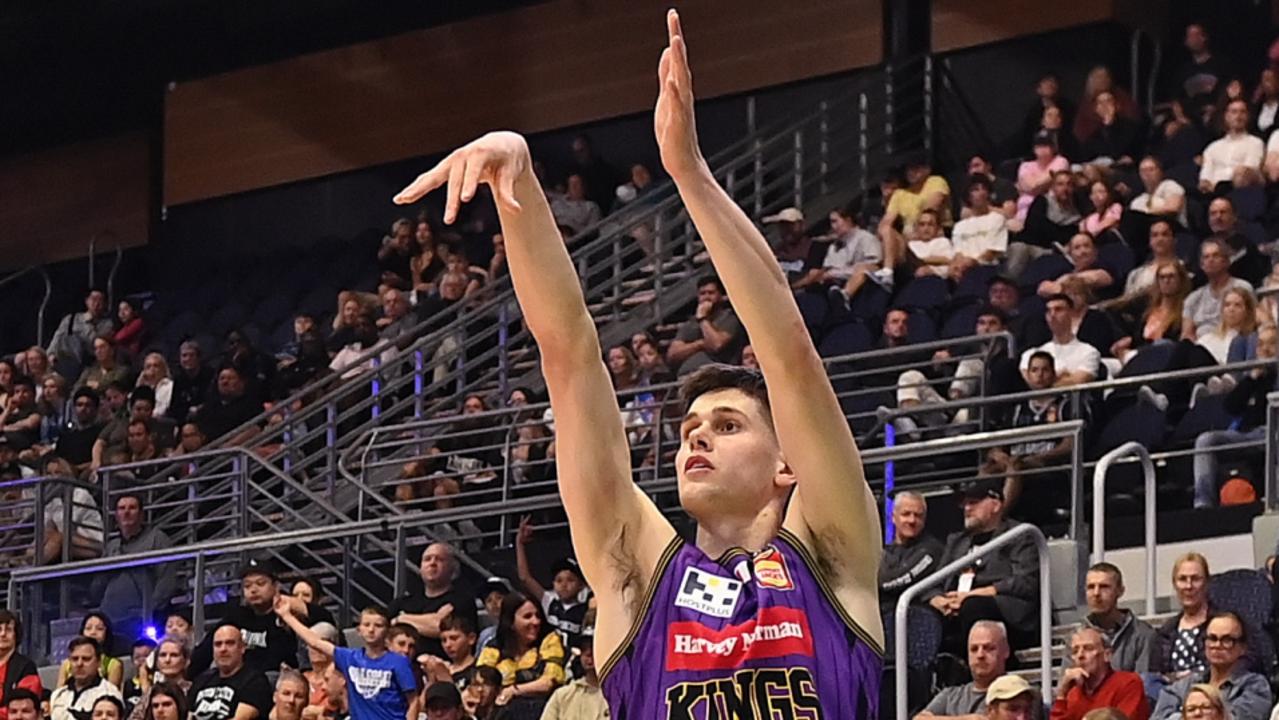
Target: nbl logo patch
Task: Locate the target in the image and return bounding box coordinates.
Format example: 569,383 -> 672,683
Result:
753,545 -> 795,591
674,566 -> 742,618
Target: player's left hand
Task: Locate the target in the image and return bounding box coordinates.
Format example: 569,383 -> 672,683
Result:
393,131 -> 530,224
654,10 -> 706,182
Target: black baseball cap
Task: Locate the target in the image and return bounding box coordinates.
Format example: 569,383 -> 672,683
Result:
551,557 -> 585,583
424,682 -> 462,708
478,576 -> 512,600
959,478 -> 1005,502
239,557 -> 280,581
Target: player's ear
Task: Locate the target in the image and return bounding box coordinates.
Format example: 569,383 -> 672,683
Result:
775,459 -> 797,488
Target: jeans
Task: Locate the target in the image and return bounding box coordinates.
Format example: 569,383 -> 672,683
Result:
1193,427 -> 1266,507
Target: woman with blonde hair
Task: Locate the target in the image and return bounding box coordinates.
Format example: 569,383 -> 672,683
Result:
1154,553 -> 1212,677
1111,260 -> 1191,363
1180,684 -> 1230,720
135,352 -> 174,417
1197,288 -> 1257,365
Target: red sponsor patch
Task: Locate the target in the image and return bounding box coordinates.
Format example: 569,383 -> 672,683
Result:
665,606 -> 814,671
753,546 -> 794,591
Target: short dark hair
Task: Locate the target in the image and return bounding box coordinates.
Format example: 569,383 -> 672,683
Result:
966,175 -> 992,204
72,386 -> 100,405
10,375 -> 34,392
388,622 -> 419,647
164,607 -> 192,627
1149,218 -> 1175,236
130,385 -> 156,406
697,275 -> 726,294
975,305 -> 1008,325
680,365 -> 771,429
834,197 -> 863,223
1045,293 -> 1074,309
132,637 -> 157,651
988,275 -> 1018,293
1027,351 -> 1056,369
1209,611 -> 1246,643
106,380 -> 131,397
917,208 -> 941,224
0,610 -> 21,644
1088,561 -> 1123,585
5,688 -> 39,712
440,614 -> 476,636
471,666 -> 503,688
361,605 -> 392,623
68,635 -> 102,658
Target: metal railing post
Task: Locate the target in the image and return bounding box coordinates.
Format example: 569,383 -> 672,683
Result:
1069,399 -> 1086,543
341,536 -> 354,628
371,357 -> 382,421
895,524 -> 1051,720
37,269 -> 52,348
753,138 -> 764,218
499,427 -> 515,544
393,524 -> 407,600
1267,393 -> 1279,512
193,553 -> 206,638
923,55 -> 934,156
495,306 -> 509,404
818,100 -> 829,196
792,130 -> 804,208
326,401 -> 338,500
414,350 -> 425,420
1093,443 -> 1157,616
884,62 -> 895,157
858,93 -> 869,192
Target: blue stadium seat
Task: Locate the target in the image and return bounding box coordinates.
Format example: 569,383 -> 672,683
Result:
819,321 -> 873,358
1115,342 -> 1175,378
1170,394 -> 1232,445
1018,254 -> 1071,294
849,284 -> 890,326
794,290 -> 829,333
941,303 -> 979,339
1208,569 -> 1277,672
1098,242 -> 1135,282
907,310 -> 937,344
895,275 -> 950,311
1089,402 -> 1165,459
954,265 -> 998,300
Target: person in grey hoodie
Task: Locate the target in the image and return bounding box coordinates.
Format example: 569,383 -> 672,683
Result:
880,490 -> 945,612
1074,563 -> 1157,672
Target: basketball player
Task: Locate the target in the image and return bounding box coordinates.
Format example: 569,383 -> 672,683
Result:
394,11 -> 882,717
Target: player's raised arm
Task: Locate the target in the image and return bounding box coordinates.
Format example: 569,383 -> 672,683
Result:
655,10 -> 881,626
394,133 -> 674,648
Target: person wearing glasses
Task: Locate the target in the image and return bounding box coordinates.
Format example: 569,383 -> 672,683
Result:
1151,613 -> 1271,720
1178,685 -> 1229,720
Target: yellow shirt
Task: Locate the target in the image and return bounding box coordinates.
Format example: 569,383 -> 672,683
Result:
886,175 -> 952,230
540,678 -> 610,720
476,631 -> 566,688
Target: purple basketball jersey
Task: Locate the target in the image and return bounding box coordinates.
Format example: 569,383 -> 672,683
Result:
600,528 -> 882,719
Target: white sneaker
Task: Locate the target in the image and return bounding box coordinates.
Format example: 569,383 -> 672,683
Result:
869,268 -> 895,291
1189,382 -> 1209,409
1138,385 -> 1169,412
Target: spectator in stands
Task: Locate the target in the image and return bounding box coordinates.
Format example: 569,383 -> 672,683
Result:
32,372 -> 70,455
983,351 -> 1076,515
915,622 -> 1018,720
1038,233 -> 1116,301
909,209 -> 955,278
128,638 -> 190,720
515,517 -> 591,648
1254,68 -> 1279,137
308,664 -> 347,720
144,683 -> 188,720
269,672 -> 308,720
135,353 -> 173,418
189,625 -> 273,720
168,340 -> 213,425
1020,73 -> 1075,149
278,602 -> 419,720
114,299 -> 147,362
0,376 -> 41,452
476,591 -> 565,713
1182,238 -> 1253,341
1199,100 -> 1263,194
763,207 -> 811,279
51,637 -> 122,720
1129,158 -> 1188,229
92,386 -> 175,471
125,419 -> 160,462
879,491 -> 944,612
55,386 -> 104,475
666,275 -> 745,374
1152,613 -> 1271,720
605,345 -> 640,392
1192,325 -> 1276,507
77,336 -> 130,393
476,577 -> 510,654
1020,295 -> 1101,387
48,289 -> 114,381
0,611 -> 41,720
1012,171 -> 1081,277
21,347 -> 50,395
1176,24 -> 1232,101
878,156 -> 951,289
1110,259 -> 1191,364
276,314 -> 315,364
377,287 -> 417,350
1121,221 -> 1183,297
925,479 -> 1039,649
1203,199 -> 1270,287
421,683 -> 465,720
634,340 -> 673,385
1074,66 -> 1140,146
411,222 -> 446,293
1051,627 -> 1150,720
29,454 -> 102,563
222,330 -> 275,406
951,177 -> 1010,280
1079,92 -> 1141,167
568,134 -> 619,214
962,156 -> 1018,219
615,163 -> 656,209
3,689 -> 40,720
539,626 -> 605,720
96,493 -> 175,648
420,614 -> 477,689
192,559 -> 318,675
192,366 -> 261,445
800,201 -> 882,309
1079,182 -> 1123,244
392,543 -> 479,661
1154,553 -> 1212,680
379,219 -> 417,290
982,674 -> 1038,720
550,174 -> 602,236
1077,563 -> 1157,672
328,298 -> 370,355
1195,288 -> 1257,364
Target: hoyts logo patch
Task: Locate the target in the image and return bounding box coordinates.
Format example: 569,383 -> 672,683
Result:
666,606 -> 814,671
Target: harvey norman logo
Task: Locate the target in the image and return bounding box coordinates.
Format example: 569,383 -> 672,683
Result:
665,606 -> 814,671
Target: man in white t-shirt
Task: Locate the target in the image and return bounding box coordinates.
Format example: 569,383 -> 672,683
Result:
1129,156 -> 1187,228
1019,294 -> 1100,387
909,208 -> 955,278
950,176 -> 1009,281
1199,100 -> 1264,193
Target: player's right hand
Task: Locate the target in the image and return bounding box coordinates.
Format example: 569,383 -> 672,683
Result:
393,131 -> 530,224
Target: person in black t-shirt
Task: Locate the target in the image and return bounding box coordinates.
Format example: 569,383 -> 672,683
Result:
191,560 -> 320,677
513,518 -> 591,649
390,543 -> 478,660
168,341 -> 214,426
55,387 -> 105,476
191,367 -> 261,445
189,625 -> 272,720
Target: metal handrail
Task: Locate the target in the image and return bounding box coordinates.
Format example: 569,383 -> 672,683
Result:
1091,442 -> 1156,616
1267,392 -> 1279,512
0,265 -> 54,348
894,523 -> 1052,720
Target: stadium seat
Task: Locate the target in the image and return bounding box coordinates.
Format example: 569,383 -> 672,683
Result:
940,303 -> 979,339
1208,568 -> 1277,672
1098,242 -> 1135,282
1088,401 -> 1165,459
1018,254 -> 1071,295
795,290 -> 829,334
819,321 -> 873,358
953,265 -> 998,300
895,275 -> 950,312
849,285 -> 890,327
1169,393 -> 1232,445
907,310 -> 937,344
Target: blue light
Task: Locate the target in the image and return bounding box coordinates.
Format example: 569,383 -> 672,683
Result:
884,423 -> 896,545
144,625 -> 158,641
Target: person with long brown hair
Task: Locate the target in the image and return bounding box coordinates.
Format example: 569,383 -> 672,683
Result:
1111,260 -> 1192,364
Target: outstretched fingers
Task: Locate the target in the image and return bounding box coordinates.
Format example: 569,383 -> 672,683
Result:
393,160 -> 450,205
443,157 -> 467,225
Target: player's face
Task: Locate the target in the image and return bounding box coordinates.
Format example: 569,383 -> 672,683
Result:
676,388 -> 789,523
552,569 -> 584,602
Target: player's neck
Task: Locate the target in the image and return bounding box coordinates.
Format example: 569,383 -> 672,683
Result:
694,505 -> 783,558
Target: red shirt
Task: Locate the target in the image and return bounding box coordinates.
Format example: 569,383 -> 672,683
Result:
1050,669 -> 1149,720
0,655 -> 45,720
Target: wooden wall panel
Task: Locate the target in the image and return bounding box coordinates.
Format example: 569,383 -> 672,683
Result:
164,0 -> 882,205
932,0 -> 1117,53
0,133 -> 149,268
